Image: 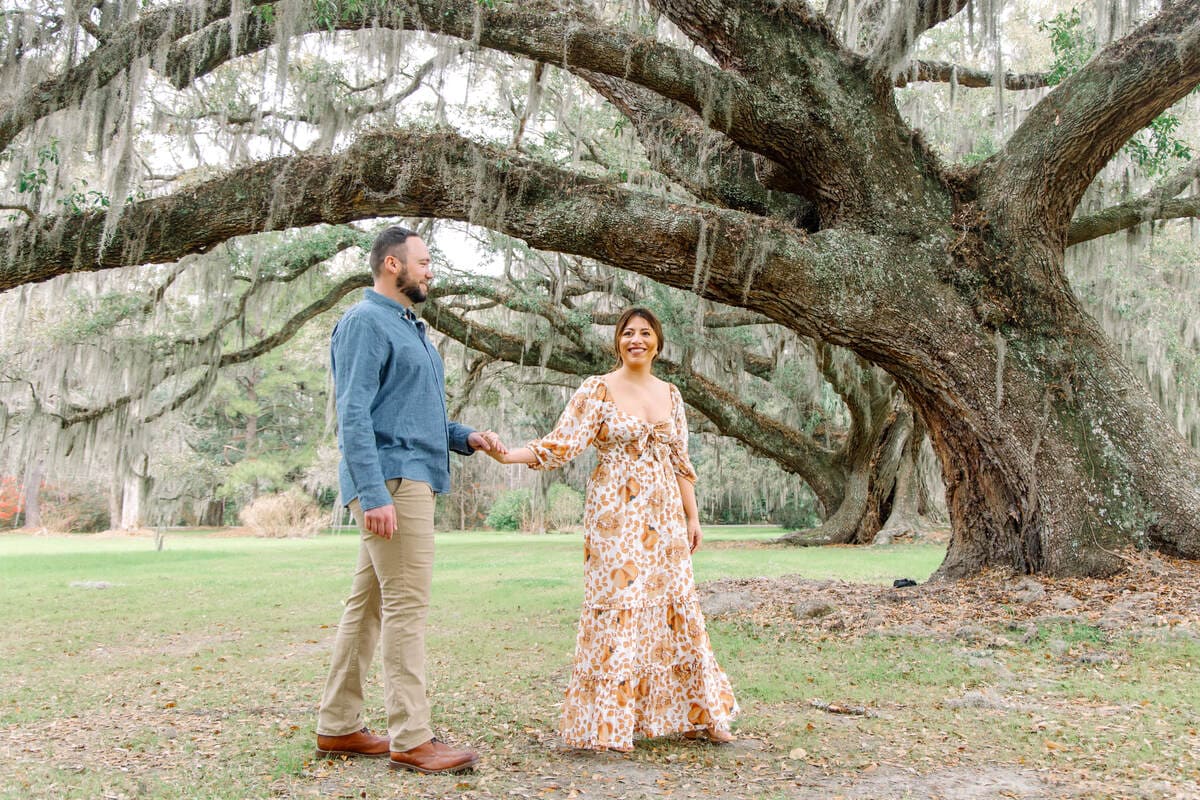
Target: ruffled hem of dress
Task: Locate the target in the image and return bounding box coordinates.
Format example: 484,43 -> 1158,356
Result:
558,658 -> 738,751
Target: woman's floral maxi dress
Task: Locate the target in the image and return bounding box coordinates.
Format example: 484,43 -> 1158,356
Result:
528,375 -> 738,751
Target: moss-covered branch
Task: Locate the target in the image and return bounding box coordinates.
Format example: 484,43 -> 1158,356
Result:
0,0 -> 272,155
869,0 -> 971,75
989,0 -> 1200,237
895,60 -> 1051,90
1,127 -> 866,343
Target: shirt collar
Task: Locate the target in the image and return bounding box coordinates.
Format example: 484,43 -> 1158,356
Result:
364,288 -> 419,321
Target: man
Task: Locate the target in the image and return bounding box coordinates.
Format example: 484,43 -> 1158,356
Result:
315,226 -> 502,774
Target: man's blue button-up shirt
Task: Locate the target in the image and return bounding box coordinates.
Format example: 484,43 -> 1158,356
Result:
332,289 -> 475,510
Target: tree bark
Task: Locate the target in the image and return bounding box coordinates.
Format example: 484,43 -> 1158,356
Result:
199,500 -> 225,527
896,295 -> 1200,577
816,403 -> 941,547
119,476 -> 143,530
21,461 -> 42,529
877,407 -> 930,543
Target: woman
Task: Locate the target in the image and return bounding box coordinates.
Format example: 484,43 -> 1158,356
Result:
486,308 -> 737,752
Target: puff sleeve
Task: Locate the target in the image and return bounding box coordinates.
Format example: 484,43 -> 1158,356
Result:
668,385 -> 698,483
527,376 -> 606,471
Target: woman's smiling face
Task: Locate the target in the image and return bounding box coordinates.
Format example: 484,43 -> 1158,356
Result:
618,315 -> 658,364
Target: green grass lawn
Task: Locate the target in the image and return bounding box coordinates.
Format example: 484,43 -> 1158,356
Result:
1,528 -> 1196,799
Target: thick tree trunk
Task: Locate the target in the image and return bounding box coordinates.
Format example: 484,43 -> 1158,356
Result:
876,409 -> 929,543
22,462 -> 42,529
777,400 -> 922,546
781,470 -> 868,545
119,478 -> 140,530
856,406 -> 913,544
893,282 -> 1200,578
199,499 -> 225,527
528,470 -> 549,534
109,475 -> 123,532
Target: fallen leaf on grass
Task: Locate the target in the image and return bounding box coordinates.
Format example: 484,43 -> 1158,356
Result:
809,699 -> 875,717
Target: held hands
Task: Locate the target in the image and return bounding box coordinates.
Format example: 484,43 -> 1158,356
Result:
365,431 -> 509,540
471,430 -> 535,466
469,430 -> 507,456
688,518 -> 703,553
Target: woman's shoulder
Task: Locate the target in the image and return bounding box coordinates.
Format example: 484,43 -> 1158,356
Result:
577,374 -> 611,401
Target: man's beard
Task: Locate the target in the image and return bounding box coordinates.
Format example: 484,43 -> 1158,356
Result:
396,270 -> 427,303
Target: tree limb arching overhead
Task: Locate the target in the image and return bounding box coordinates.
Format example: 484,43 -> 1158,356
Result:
1,127 -> 880,347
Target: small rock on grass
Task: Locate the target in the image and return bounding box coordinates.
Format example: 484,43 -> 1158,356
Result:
791,599 -> 837,619
954,624 -> 988,642
1011,578 -> 1045,604
700,591 -> 759,616
947,689 -> 1009,709
1052,594 -> 1082,610
1077,651 -> 1113,665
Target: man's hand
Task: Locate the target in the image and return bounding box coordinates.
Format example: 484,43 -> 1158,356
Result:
469,430 -> 507,455
363,503 -> 396,540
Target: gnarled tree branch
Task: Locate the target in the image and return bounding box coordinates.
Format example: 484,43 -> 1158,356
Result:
869,0 -> 971,76
989,0 -> 1200,237
1,127 -> 872,344
576,69 -> 813,223
162,0 -> 889,216
1068,197 -> 1200,246
894,60 -> 1051,90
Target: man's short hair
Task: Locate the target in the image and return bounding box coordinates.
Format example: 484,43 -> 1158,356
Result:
369,226 -> 419,277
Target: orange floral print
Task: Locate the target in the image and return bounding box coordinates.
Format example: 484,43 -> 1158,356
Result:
526,376 -> 738,751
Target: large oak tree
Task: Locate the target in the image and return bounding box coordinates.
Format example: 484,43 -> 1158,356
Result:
2,0 -> 1199,576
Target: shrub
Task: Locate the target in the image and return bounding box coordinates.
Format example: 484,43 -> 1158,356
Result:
0,476 -> 22,527
238,489 -> 323,538
546,483 -> 584,529
40,484 -> 110,532
771,495 -> 820,531
485,489 -> 531,531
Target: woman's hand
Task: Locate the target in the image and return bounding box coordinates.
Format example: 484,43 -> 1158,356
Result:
687,519 -> 703,553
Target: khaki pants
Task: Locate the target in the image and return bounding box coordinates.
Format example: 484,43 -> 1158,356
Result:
316,478 -> 436,752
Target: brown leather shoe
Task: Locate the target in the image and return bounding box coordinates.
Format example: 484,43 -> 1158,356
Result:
315,727 -> 390,759
388,737 -> 479,774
